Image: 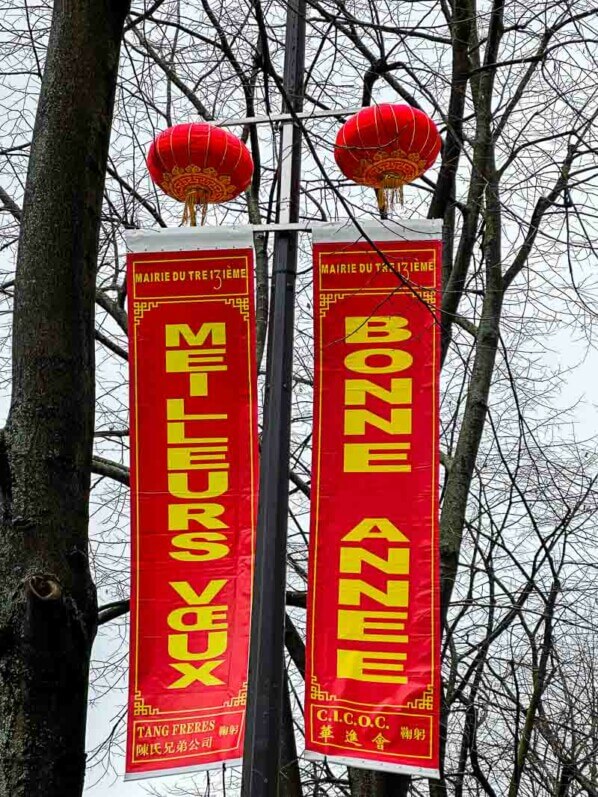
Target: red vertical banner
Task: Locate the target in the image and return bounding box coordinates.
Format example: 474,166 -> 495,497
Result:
125,230 -> 258,780
305,221 -> 442,777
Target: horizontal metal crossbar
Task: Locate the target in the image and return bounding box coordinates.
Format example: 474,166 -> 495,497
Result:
215,107 -> 362,127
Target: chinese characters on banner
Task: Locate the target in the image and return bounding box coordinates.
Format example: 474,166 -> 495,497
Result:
305,221 -> 442,777
125,230 -> 258,780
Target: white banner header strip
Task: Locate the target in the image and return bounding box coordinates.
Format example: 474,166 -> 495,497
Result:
124,226 -> 255,253
312,218 -> 442,244
125,218 -> 442,253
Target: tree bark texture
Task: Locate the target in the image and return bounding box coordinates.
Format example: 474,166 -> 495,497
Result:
0,1 -> 129,795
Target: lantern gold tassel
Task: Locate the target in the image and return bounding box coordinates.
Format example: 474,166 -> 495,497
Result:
183,190 -> 198,226
376,175 -> 403,213
376,182 -> 404,214
182,190 -> 210,227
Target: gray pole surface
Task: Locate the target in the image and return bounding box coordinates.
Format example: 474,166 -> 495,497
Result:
241,0 -> 306,795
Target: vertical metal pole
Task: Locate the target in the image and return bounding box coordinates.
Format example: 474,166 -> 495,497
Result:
242,1 -> 306,796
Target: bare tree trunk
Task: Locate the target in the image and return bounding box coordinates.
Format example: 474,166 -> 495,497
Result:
0,1 -> 129,795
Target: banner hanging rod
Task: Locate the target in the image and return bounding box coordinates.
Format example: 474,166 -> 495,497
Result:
215,107 -> 362,128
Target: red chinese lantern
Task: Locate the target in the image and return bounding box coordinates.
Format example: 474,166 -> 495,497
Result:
334,104 -> 441,211
147,122 -> 254,225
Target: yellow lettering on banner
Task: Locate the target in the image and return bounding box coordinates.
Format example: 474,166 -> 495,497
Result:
168,606 -> 228,632
167,444 -> 229,471
344,378 -> 412,406
170,579 -> 227,605
335,515 -> 412,679
344,442 -> 411,472
341,518 -> 408,543
345,316 -> 411,344
338,579 -> 408,607
168,661 -> 224,688
170,532 -> 229,561
337,650 -> 407,683
168,632 -> 227,660
327,307 -> 417,687
166,580 -> 229,685
161,317 -> 234,692
168,503 -> 227,530
165,324 -> 228,396
187,373 -> 208,397
340,547 -> 409,575
166,350 -> 226,376
167,397 -> 228,421
165,323 -> 226,348
168,471 -> 228,499
337,609 -> 408,643
344,349 -> 413,374
344,408 -> 412,436
168,423 -> 225,444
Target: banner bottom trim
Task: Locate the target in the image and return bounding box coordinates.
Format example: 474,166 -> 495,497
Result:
124,758 -> 243,782
305,751 -> 440,780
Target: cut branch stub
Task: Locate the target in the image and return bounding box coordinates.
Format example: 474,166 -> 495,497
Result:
26,574 -> 63,602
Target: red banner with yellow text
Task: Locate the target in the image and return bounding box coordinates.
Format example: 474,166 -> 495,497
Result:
305,220 -> 442,777
125,229 -> 258,780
